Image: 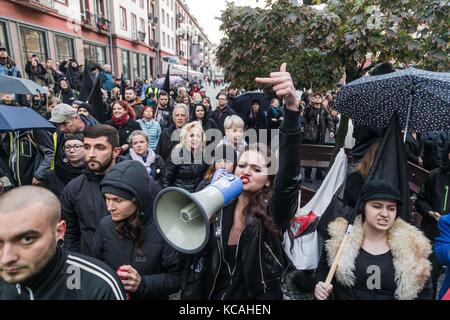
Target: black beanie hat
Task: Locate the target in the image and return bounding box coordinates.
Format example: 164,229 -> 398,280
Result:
79,102 -> 94,116
359,179 -> 402,204
101,185 -> 136,203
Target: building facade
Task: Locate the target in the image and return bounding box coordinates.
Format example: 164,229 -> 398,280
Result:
0,0 -> 214,83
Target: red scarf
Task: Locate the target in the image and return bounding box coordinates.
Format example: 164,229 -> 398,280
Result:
112,114 -> 130,128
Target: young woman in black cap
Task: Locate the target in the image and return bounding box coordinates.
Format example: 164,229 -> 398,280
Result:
92,160 -> 180,300
315,179 -> 433,300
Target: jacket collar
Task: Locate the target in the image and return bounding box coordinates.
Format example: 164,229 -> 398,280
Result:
21,246 -> 65,292
326,216 -> 432,300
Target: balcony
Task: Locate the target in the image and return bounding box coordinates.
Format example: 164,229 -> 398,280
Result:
81,10 -> 110,33
12,0 -> 58,13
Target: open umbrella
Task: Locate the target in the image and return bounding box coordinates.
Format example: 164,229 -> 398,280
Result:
233,91 -> 271,122
155,75 -> 186,89
334,68 -> 450,140
0,105 -> 55,132
0,74 -> 49,95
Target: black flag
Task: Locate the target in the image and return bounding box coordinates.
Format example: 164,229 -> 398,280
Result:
87,76 -> 107,123
366,112 -> 411,222
163,64 -> 171,93
78,60 -> 94,101
120,73 -> 126,100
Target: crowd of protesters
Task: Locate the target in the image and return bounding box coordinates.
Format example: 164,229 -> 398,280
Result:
1,46 -> 450,301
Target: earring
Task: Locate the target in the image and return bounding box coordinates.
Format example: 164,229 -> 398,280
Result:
57,239 -> 64,247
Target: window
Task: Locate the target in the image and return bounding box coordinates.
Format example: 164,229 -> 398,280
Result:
140,0 -> 144,8
55,35 -> 74,62
171,17 -> 174,31
166,13 -> 169,27
132,52 -> 139,78
121,50 -> 130,80
162,9 -> 165,25
167,35 -> 170,49
120,7 -> 127,30
131,14 -> 137,33
162,32 -> 166,47
140,18 -> 145,33
171,37 -> 174,51
94,0 -> 105,16
20,27 -> 47,65
141,55 -> 148,80
0,21 -> 9,54
83,42 -> 106,66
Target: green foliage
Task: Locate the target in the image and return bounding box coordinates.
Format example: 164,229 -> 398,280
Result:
217,0 -> 449,91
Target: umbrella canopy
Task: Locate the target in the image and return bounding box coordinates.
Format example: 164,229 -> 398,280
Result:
155,76 -> 186,89
0,74 -> 49,95
233,91 -> 271,122
0,105 -> 55,132
334,68 -> 450,133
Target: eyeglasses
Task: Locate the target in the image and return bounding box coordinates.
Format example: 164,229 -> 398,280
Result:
64,144 -> 83,151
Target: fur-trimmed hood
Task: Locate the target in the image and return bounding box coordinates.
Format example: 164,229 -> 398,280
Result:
326,216 -> 432,300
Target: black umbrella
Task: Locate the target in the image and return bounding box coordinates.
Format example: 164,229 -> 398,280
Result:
334,68 -> 450,140
0,105 -> 55,132
0,74 -> 49,95
233,91 -> 271,122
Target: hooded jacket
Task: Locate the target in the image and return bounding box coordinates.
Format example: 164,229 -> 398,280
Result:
61,168 -> 109,256
0,247 -> 126,300
316,216 -> 432,300
181,109 -> 302,300
92,161 -> 180,299
416,141 -> 450,240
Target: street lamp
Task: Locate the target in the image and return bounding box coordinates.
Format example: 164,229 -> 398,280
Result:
176,23 -> 199,81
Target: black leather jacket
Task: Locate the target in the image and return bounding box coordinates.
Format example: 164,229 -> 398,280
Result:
181,109 -> 302,300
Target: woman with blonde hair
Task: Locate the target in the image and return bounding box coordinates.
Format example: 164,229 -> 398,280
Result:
161,121 -> 208,192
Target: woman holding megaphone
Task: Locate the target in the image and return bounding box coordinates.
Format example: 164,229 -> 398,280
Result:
180,63 -> 302,300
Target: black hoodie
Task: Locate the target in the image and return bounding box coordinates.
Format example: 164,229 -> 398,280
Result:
92,161 -> 181,299
0,247 -> 125,300
416,141 -> 450,240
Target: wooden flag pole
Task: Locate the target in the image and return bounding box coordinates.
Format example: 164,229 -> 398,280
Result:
325,224 -> 352,285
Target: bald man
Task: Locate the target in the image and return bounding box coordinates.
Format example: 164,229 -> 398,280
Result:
0,186 -> 126,300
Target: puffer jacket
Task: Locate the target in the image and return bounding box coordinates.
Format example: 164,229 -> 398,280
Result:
181,109 -> 302,300
161,146 -> 208,192
92,161 -> 180,299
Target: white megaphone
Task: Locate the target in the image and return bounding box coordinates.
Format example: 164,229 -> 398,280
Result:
153,169 -> 243,254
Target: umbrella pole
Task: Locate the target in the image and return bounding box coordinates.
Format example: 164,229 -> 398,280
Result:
403,95 -> 413,143
325,224 -> 352,285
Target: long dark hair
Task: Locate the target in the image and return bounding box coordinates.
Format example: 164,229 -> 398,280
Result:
239,143 -> 279,234
115,211 -> 144,254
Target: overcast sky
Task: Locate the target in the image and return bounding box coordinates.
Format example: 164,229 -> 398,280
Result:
184,0 -> 265,45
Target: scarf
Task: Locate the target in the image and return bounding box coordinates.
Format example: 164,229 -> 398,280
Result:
112,114 -> 130,128
129,147 -> 156,175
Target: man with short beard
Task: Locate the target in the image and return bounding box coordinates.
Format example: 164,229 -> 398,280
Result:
0,186 -> 125,300
124,87 -> 144,119
60,125 -> 122,256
